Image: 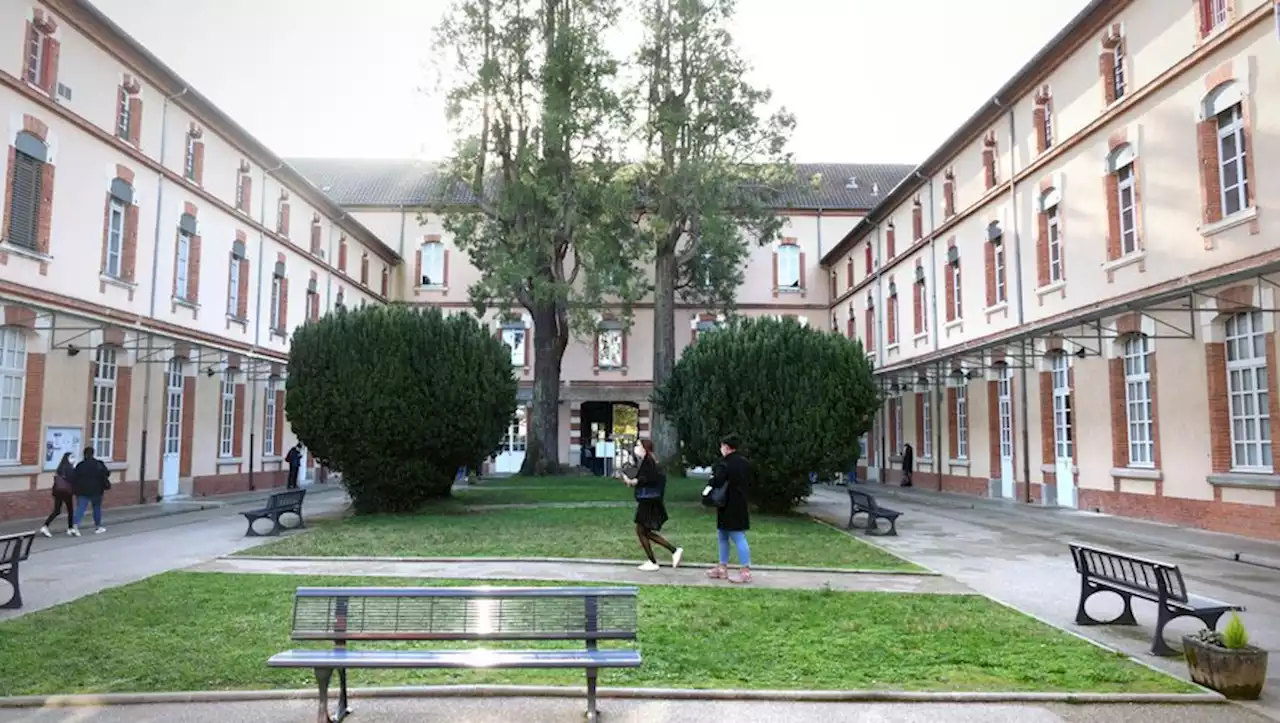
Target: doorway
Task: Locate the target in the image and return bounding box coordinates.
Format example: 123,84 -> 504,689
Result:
161,358 -> 183,499
493,407 -> 528,474
1051,355 -> 1076,508
996,366 -> 1015,499
579,402 -> 639,476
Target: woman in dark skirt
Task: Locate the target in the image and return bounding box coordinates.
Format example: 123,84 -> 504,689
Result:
620,439 -> 683,571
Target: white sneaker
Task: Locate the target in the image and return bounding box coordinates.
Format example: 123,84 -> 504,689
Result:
637,561 -> 660,572
94,526 -> 107,534
672,548 -> 684,569
39,526 -> 51,538
68,527 -> 81,537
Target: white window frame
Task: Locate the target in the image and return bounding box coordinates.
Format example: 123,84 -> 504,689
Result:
105,200 -> 125,278
24,27 -> 45,87
950,263 -> 962,318
1112,43 -> 1126,100
1225,311 -> 1271,471
175,232 -> 191,300
227,255 -> 241,316
955,384 -> 968,460
421,241 -> 445,286
887,294 -> 899,345
1046,204 -> 1063,283
269,276 -> 281,330
916,281 -> 928,334
1207,0 -> 1228,31
501,324 -> 526,367
1216,104 -> 1249,217
90,347 -> 118,461
1123,335 -> 1154,467
0,328 -> 26,463
921,390 -> 933,459
776,245 -> 802,290
164,358 -> 183,457
597,327 -> 624,368
997,366 -> 1014,460
1051,354 -> 1073,460
1042,102 -> 1054,147
185,135 -> 197,180
263,380 -> 277,458
1116,163 -> 1138,256
994,244 -> 1006,303
116,88 -> 132,140
235,173 -> 247,211
219,371 -> 237,459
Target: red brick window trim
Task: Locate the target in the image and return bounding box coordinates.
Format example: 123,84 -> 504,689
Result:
886,279 -> 899,346
864,244 -> 873,277
1198,0 -> 1235,39
175,210 -> 200,304
101,175 -> 139,283
115,75 -> 142,147
309,212 -> 323,255
1037,186 -> 1065,288
380,267 -> 390,298
1114,333 -> 1158,469
911,198 -> 924,241
1099,25 -> 1127,106
773,238 -> 804,296
864,303 -> 875,352
4,125 -> 55,257
845,257 -> 853,289
982,131 -> 998,190
1105,142 -> 1142,261
942,169 -> 956,218
360,252 -> 370,286
944,244 -> 962,323
593,318 -> 627,374
1198,80 -> 1255,227
1033,85 -> 1054,154
845,307 -> 855,340
417,238 -> 448,288
184,125 -> 204,185
913,264 -> 927,337
499,316 -> 532,370
234,160 -> 252,215
828,270 -> 837,300
22,11 -> 60,96
885,223 -> 897,259
277,191 -> 291,237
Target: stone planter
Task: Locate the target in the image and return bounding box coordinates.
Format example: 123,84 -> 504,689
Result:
1183,634 -> 1269,700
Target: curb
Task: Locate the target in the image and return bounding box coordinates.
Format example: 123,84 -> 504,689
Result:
224,555 -> 938,576
0,685 -> 1227,708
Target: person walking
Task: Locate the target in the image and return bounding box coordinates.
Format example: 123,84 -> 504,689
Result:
705,434 -> 753,584
285,444 -> 303,490
901,442 -> 914,488
619,439 -> 683,572
69,446 -> 111,536
39,452 -> 76,537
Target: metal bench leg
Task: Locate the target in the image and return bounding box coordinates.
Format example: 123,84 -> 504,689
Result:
1197,610 -> 1227,632
1074,582 -> 1102,626
846,510 -> 855,531
336,668 -> 351,722
314,667 -> 334,723
884,517 -> 899,537
1150,606 -> 1179,657
585,668 -> 599,723
0,562 -> 22,610
865,516 -> 886,536
295,507 -> 307,529
270,513 -> 285,536
244,516 -> 261,538
1113,593 -> 1138,626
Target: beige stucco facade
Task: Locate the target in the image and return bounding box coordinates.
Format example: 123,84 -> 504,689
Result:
824,0 -> 1280,541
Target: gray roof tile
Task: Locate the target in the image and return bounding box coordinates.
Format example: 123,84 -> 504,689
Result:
286,158 -> 914,211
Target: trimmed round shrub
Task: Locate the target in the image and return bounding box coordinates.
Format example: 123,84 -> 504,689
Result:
286,305 -> 517,513
655,316 -> 880,513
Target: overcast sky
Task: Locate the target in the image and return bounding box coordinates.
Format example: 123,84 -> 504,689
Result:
91,0 -> 1090,165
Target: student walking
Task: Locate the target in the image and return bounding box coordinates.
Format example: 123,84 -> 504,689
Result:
39,452 -> 76,537
285,444 -> 303,489
620,439 -> 683,571
901,442 -> 914,487
705,434 -> 753,584
69,446 -> 111,536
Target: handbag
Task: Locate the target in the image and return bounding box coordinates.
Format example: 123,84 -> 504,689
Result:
636,487 -> 662,500
701,482 -> 727,509
52,475 -> 73,496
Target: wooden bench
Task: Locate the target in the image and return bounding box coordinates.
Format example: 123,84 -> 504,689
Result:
241,489 -> 307,537
0,531 -> 36,610
267,585 -> 642,723
1069,542 -> 1244,656
846,488 -> 902,536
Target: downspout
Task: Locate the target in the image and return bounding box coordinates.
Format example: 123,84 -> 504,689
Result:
248,163 -> 284,491
998,100 -> 1033,504
874,223 -> 887,483
398,205 -> 408,300
141,86 -> 188,503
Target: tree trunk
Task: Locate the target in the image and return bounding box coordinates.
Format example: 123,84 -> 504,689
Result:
521,302 -> 564,475
650,249 -> 680,464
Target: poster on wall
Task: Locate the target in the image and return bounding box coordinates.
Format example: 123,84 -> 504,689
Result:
43,426 -> 84,472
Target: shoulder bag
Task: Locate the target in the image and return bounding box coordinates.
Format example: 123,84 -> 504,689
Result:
701,481 -> 727,508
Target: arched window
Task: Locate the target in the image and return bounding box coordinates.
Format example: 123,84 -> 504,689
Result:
1106,143 -> 1139,257
6,131 -> 48,251
103,177 -> 134,279
0,327 -> 27,462
1202,81 -> 1249,218
420,240 -> 445,287
1122,334 -> 1153,466
775,243 -> 801,290
1039,187 -> 1063,285
90,346 -> 119,460
1224,310 -> 1269,469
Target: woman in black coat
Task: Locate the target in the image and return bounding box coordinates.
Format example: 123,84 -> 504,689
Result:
620,439 -> 682,571
706,434 -> 753,584
39,452 -> 75,537
901,443 -> 914,487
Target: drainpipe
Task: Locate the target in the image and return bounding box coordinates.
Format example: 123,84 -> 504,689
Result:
398,205 -> 408,301
874,222 -> 887,483
997,100 -> 1034,504
141,86 -> 188,504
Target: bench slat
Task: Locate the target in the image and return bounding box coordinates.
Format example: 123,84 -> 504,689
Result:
295,586 -> 638,598
0,532 -> 34,566
267,648 -> 642,669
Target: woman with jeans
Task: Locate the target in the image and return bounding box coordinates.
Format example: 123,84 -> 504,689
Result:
39,453 -> 76,537
706,434 -> 753,584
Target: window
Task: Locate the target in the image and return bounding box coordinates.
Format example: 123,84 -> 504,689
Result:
942,171 -> 956,217
263,380 -> 277,457
227,255 -> 241,315
219,372 -> 237,458
1047,204 -> 1063,283
105,199 -> 125,278
184,133 -> 199,182
955,384 -> 968,459
175,231 -> 191,300
235,170 -> 251,213
915,279 -> 928,335
1042,102 -> 1054,148
597,326 -> 624,368
1225,311 -> 1270,470
994,244 -> 1006,303
269,276 -> 282,330
1116,164 -> 1137,255
502,324 -> 526,367
420,241 -> 445,286
1202,0 -> 1229,34
997,365 -> 1013,460
277,198 -> 290,236
164,358 -> 183,458
950,262 -> 962,319
1051,355 -> 1073,460
90,347 -> 118,461
921,391 -> 933,458
887,292 -> 899,345
116,87 -> 132,140
0,328 -> 25,463
1034,87 -> 1054,153
1123,335 -> 1154,467
23,14 -> 58,94
1216,103 -> 1248,217
24,24 -> 46,87
776,244 -> 801,290
1111,42 -> 1126,101
5,132 -> 47,252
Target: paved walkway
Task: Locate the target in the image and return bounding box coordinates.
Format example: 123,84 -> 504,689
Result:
0,486 -> 350,620
193,556 -> 974,594
803,484 -> 1280,721
0,698 -> 1263,723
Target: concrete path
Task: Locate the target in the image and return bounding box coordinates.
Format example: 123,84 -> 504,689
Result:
803,484 -> 1280,721
0,698 -> 1264,723
0,487 -> 350,620
192,556 -> 974,594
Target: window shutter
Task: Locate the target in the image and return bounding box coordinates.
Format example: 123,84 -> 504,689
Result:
193,143 -> 205,184
281,203 -> 291,236
232,384 -> 245,457
7,153 -> 42,250
886,225 -> 896,258
770,249 -> 779,296
274,388 -> 285,455
239,175 -> 252,214
798,250 -> 806,291
40,37 -> 59,95
361,254 -> 369,285
237,258 -> 250,318
188,235 -> 202,302
1196,120 -> 1223,225
414,248 -> 422,286
1037,212 -> 1050,287
122,203 -> 139,281
310,222 -> 321,253
338,241 -> 347,272
1104,172 -> 1123,260
279,277 -> 289,330
127,97 -> 142,146
912,204 -> 923,240
380,268 -> 389,297
1099,51 -> 1117,105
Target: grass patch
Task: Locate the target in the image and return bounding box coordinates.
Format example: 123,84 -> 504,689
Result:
245,502 -> 913,571
454,476 -> 705,506
0,571 -> 1193,696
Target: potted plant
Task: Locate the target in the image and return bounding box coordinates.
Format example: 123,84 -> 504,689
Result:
1183,612 -> 1269,700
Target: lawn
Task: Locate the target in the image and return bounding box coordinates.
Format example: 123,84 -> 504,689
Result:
453,476 -> 706,506
0,572 -> 1193,696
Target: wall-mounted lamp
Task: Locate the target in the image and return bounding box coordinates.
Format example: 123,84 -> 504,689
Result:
205,366 -> 217,378
66,345 -> 80,357
1074,347 -> 1088,359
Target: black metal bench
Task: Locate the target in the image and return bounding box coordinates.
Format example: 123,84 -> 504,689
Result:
241,489 -> 307,537
0,531 -> 36,610
1069,542 -> 1244,656
267,585 -> 642,723
846,488 -> 902,536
